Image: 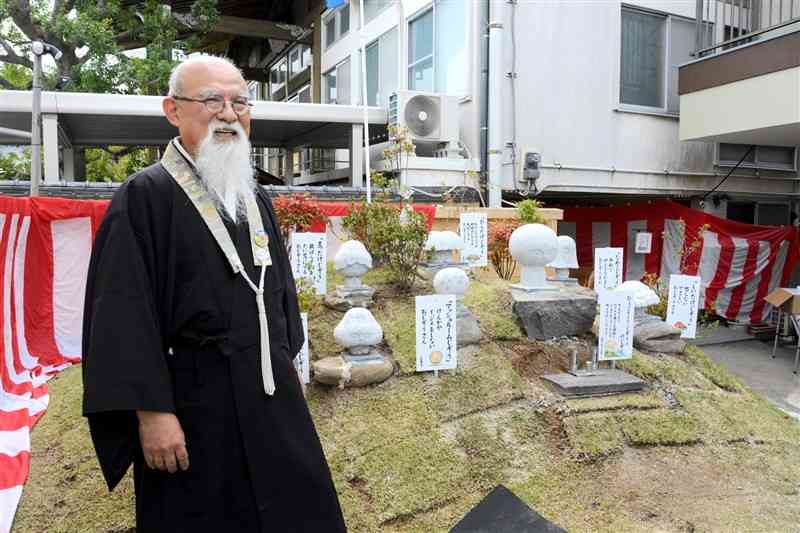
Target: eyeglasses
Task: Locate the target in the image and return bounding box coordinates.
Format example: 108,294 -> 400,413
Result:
173,95 -> 253,115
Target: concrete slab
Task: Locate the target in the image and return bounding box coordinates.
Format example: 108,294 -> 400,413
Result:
701,339 -> 800,419
691,326 -> 753,346
542,369 -> 645,398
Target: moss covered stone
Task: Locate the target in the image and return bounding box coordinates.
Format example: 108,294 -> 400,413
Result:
463,279 -> 523,340
563,413 -> 624,459
618,409 -> 701,446
566,391 -> 664,414
618,350 -> 715,390
683,345 -> 746,393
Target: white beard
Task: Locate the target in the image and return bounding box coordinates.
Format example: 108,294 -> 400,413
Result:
194,120 -> 256,224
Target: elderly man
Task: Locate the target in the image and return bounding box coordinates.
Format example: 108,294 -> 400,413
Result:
82,55 -> 346,532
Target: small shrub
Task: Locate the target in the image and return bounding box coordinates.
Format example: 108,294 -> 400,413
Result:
488,221 -> 520,280
342,202 -> 428,290
272,193 -> 329,249
516,199 -> 545,224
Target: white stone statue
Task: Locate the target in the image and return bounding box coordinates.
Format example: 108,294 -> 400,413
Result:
425,231 -> 465,265
333,307 -> 383,356
325,240 -> 376,311
509,223 -> 559,290
334,240 -> 372,289
314,306 -> 394,388
433,267 -> 481,346
548,235 -> 579,282
614,280 -> 660,308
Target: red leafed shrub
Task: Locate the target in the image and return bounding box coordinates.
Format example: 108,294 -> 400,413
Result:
488,220 -> 521,280
272,193 -> 329,246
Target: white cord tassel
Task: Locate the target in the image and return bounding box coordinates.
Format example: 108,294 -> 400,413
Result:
242,265 -> 274,395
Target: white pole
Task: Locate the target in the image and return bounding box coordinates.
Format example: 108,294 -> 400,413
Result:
487,9 -> 504,208
30,49 -> 42,196
359,0 -> 372,203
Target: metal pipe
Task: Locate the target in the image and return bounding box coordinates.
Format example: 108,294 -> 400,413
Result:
0,127 -> 32,139
487,7 -> 504,208
695,0 -> 704,52
714,0 -> 719,47
540,162 -> 799,181
30,51 -> 42,197
480,0 -> 490,203
358,0 -> 372,203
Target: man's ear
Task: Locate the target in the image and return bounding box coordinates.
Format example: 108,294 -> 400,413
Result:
163,97 -> 181,128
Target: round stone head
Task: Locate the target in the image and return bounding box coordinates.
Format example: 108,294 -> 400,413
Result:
548,235 -> 579,269
433,267 -> 470,298
424,231 -> 465,252
615,280 -> 660,307
509,224 -> 559,267
334,307 -> 383,349
334,240 -> 372,278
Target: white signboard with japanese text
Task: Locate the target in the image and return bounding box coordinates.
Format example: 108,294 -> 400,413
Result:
597,290 -> 635,361
290,232 -> 327,295
294,313 -> 311,384
415,294 -> 457,372
459,213 -> 488,267
635,232 -> 652,254
666,275 -> 702,339
594,247 -> 624,292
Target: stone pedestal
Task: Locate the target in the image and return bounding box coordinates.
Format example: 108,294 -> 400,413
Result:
324,285 -> 376,311
312,354 -> 395,388
511,286 -> 596,340
457,305 -> 482,347
634,320 -> 686,353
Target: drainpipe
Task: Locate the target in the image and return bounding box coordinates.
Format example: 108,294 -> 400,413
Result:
480,1 -> 490,206
487,3 -> 504,208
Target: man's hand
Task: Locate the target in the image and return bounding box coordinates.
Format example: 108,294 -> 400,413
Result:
136,411 -> 190,473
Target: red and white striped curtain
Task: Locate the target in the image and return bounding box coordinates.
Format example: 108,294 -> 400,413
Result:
0,194 -> 431,530
561,200 -> 799,324
0,196 -> 107,533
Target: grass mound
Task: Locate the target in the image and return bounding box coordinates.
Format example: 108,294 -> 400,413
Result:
13,264 -> 800,532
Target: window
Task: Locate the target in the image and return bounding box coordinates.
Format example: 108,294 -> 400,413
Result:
620,7 -> 697,113
407,3 -> 468,95
324,68 -> 337,104
408,9 -> 434,92
324,2 -> 350,49
718,143 -> 798,171
364,0 -> 392,24
325,16 -> 336,47
289,45 -> 311,78
365,27 -> 398,107
324,59 -> 351,104
270,59 -> 287,88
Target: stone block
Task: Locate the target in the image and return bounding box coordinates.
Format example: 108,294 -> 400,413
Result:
312,354 -> 395,388
542,369 -> 645,397
511,287 -> 596,340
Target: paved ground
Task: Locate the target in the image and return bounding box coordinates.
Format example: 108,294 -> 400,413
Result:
700,338 -> 800,418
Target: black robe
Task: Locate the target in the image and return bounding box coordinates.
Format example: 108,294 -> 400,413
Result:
81,162 -> 346,532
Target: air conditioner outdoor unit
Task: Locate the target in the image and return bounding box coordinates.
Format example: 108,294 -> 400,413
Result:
388,90 -> 460,148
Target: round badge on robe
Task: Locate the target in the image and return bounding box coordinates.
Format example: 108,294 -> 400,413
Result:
254,228 -> 269,249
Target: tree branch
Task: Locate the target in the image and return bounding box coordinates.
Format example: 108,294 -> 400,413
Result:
7,0 -> 45,42
0,37 -> 33,69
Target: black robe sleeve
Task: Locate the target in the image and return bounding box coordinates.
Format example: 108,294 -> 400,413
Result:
257,188 -> 305,359
82,172 -> 174,490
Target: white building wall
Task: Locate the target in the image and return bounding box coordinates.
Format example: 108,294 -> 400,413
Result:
488,0 -> 723,195
320,0 -> 797,202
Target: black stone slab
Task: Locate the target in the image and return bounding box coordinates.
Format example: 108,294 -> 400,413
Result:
450,485 -> 566,533
542,369 -> 645,397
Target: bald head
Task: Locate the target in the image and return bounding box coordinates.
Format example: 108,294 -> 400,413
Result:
162,54 -> 252,157
168,55 -> 244,97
